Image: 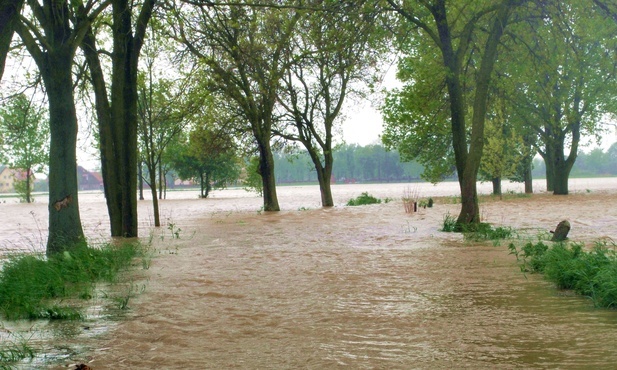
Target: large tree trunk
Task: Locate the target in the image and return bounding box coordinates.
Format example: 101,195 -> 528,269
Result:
492,177 -> 502,196
544,131 -> 577,195
256,137 -> 279,211
307,147 -> 334,207
0,0 -> 24,80
108,0 -> 150,237
553,166 -> 570,195
44,55 -> 85,254
82,0 -> 154,237
433,1 -> 512,227
542,150 -> 555,192
81,27 -> 123,235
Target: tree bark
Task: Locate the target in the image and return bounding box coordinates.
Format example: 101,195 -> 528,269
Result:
523,161 -> 533,194
0,0 -> 24,80
148,161 -> 160,227
431,0 -> 513,226
25,168 -> 31,203
138,162 -> 145,200
204,171 -> 211,198
553,167 -> 570,195
491,177 -> 502,196
81,26 -> 123,235
14,0 -> 86,254
80,0 -> 155,237
307,147 -> 334,207
257,139 -> 280,211
110,0 -> 139,237
542,149 -> 555,192
44,54 -> 85,253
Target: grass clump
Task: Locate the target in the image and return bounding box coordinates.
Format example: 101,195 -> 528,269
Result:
0,242 -> 142,320
464,223 -> 515,244
441,212 -> 458,232
510,240 -> 617,309
346,192 -> 381,206
0,340 -> 35,368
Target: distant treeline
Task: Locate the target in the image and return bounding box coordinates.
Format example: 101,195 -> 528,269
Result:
275,143 -> 617,184
533,143 -> 617,178
274,144 -> 426,184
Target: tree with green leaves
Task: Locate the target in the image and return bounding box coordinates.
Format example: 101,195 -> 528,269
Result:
137,39 -> 195,226
169,1 -> 303,211
275,2 -> 384,207
13,0 -> 112,253
504,1 -> 617,194
381,63 -> 455,183
0,93 -> 49,203
479,95 -> 530,196
383,0 -> 523,226
170,125 -> 241,199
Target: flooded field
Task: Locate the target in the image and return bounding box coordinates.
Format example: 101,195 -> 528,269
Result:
2,178 -> 617,369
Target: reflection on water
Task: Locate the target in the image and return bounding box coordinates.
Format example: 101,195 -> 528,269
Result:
1,179 -> 617,368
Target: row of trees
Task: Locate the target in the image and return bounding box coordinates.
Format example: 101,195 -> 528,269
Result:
534,144 -> 617,179
2,0 -> 617,254
274,143 -> 617,185
381,0 -> 617,226
275,144 -> 424,183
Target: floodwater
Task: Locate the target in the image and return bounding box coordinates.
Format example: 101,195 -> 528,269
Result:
2,178 -> 617,369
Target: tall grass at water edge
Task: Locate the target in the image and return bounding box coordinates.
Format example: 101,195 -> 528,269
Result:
510,240 -> 617,309
0,242 -> 142,320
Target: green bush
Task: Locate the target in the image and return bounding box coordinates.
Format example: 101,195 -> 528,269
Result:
346,192 -> 381,206
511,240 -> 617,309
0,242 -> 141,320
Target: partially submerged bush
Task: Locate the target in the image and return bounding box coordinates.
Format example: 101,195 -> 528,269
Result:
464,223 -> 515,243
0,242 -> 142,320
510,240 -> 617,309
441,212 -> 458,232
346,192 -> 381,206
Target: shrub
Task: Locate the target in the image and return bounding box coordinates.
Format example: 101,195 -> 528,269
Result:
346,192 -> 381,206
511,240 -> 617,309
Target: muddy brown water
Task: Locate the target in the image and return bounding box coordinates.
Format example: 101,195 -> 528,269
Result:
2,179 -> 617,369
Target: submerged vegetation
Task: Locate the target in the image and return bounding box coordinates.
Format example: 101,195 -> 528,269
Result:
510,240 -> 617,309
0,340 -> 35,369
346,192 -> 382,206
0,242 -> 143,320
441,213 -> 515,244
0,242 -> 145,368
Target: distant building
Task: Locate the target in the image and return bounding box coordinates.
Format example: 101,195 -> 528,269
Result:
0,165 -> 36,193
77,166 -> 103,191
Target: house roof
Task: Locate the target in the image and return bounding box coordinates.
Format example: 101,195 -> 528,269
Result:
90,172 -> 103,182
